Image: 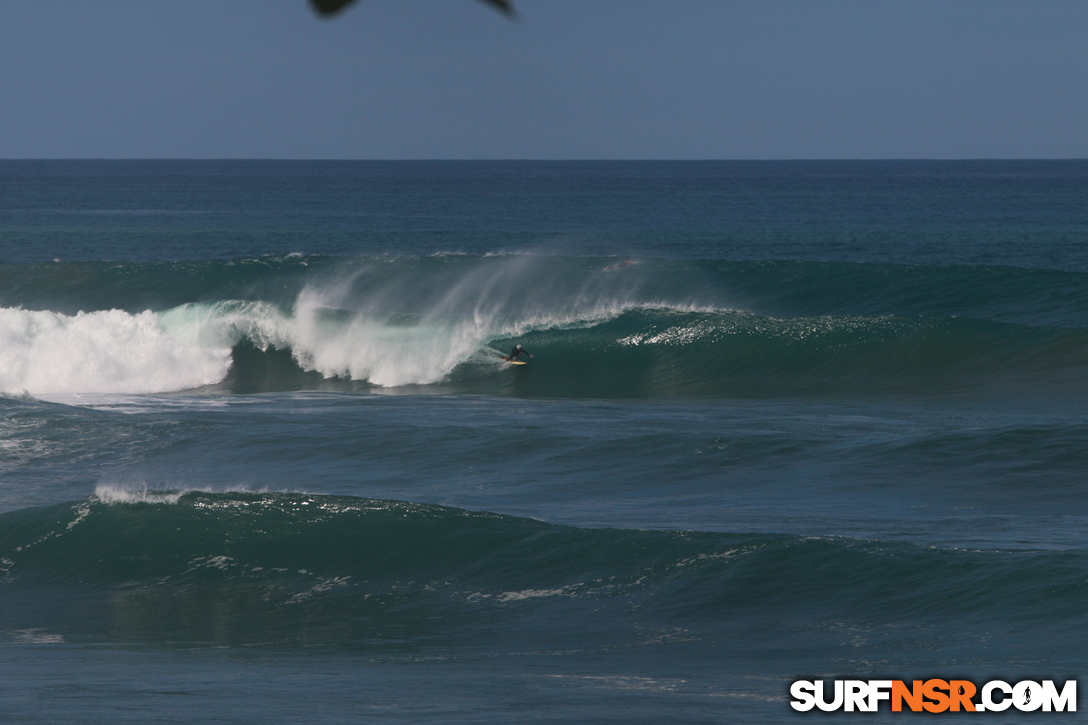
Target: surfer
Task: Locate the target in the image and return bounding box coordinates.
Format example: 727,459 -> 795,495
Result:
504,344 -> 532,362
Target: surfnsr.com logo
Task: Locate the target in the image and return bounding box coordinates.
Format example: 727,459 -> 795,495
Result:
790,679 -> 1076,713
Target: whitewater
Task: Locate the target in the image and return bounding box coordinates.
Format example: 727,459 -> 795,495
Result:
3,254 -> 1086,398
2,160 -> 1087,724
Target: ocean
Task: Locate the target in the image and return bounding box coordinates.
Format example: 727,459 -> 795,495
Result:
1,160 -> 1086,722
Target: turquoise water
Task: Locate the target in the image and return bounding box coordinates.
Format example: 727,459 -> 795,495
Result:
1,161 -> 1086,722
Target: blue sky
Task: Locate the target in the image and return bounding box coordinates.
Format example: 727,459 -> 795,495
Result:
1,0 -> 1086,159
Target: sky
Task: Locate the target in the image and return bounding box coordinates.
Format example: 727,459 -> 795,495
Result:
1,0 -> 1086,159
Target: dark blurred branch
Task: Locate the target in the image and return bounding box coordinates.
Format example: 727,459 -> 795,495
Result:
310,0 -> 516,19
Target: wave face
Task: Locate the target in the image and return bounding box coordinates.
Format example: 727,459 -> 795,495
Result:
1,255 -> 1086,397
3,491 -> 1086,647
2,163 -> 1087,723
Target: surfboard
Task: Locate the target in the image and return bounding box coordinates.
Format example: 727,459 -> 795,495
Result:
492,349 -> 529,364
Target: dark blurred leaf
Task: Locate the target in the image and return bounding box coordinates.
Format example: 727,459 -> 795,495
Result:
310,0 -> 352,15
478,0 -> 516,17
310,0 -> 516,19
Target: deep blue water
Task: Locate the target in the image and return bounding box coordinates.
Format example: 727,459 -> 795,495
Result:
1,161 -> 1086,722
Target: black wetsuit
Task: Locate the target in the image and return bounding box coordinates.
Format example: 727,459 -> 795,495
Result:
507,346 -> 530,361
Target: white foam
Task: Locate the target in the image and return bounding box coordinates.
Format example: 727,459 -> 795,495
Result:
11,629 -> 65,645
278,255 -> 659,387
65,502 -> 92,529
497,586 -> 578,602
0,255 -> 729,395
94,485 -> 184,505
0,295 -> 657,394
0,306 -> 233,395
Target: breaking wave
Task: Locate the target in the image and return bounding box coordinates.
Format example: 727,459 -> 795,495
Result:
0,254 -> 1085,398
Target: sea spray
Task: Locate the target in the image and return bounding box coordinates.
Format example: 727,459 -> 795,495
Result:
1,254 -> 1086,396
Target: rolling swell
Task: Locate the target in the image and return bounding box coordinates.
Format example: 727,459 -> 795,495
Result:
2,491 -> 1086,647
464,309 -> 1088,398
213,308 -> 1088,398
1,254 -> 1085,397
